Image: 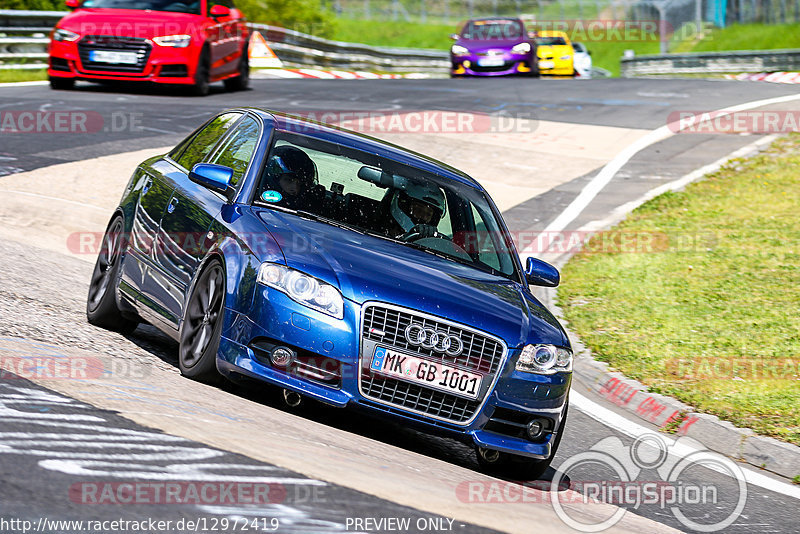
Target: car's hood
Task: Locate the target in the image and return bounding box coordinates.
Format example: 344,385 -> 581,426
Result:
456,38 -> 528,53
59,9 -> 203,38
255,208 -> 566,346
537,44 -> 573,58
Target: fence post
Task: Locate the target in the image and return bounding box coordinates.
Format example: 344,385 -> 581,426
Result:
657,4 -> 668,53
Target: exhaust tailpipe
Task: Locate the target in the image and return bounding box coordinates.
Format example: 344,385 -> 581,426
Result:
282,389 -> 302,408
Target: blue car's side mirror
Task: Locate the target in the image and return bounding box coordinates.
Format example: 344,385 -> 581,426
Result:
189,163 -> 234,201
525,257 -> 560,287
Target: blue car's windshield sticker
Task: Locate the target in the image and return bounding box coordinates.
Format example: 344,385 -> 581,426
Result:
261,190 -> 282,203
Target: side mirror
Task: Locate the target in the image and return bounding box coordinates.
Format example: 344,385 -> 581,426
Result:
209,4 -> 231,19
65,0 -> 80,8
189,163 -> 234,200
524,257 -> 560,287
449,33 -> 459,40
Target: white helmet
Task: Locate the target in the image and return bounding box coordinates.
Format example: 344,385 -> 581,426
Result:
390,179 -> 446,232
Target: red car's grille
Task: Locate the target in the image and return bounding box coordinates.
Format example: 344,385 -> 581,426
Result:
77,35 -> 151,74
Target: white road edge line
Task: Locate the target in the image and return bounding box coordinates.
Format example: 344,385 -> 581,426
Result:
0,81 -> 50,88
570,390 -> 800,500
533,91 -> 800,498
0,189 -> 107,211
522,92 -> 800,254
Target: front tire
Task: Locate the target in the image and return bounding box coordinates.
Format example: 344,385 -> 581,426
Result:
178,260 -> 225,383
191,47 -> 211,97
224,45 -> 249,92
87,215 -> 137,333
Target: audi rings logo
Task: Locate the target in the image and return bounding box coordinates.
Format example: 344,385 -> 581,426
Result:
404,324 -> 464,356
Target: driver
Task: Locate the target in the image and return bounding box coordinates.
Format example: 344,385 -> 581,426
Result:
385,180 -> 447,240
262,145 -> 318,209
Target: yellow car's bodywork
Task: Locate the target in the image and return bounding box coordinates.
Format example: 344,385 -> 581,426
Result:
535,31 -> 575,76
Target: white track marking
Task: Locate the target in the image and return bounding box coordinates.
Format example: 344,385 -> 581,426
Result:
0,190 -> 107,211
0,81 -> 49,88
521,92 -> 800,255
570,390 -> 800,499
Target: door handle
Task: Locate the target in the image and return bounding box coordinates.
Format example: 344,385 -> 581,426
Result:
167,197 -> 179,214
142,177 -> 153,195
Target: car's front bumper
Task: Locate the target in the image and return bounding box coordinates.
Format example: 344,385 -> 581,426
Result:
48,39 -> 199,85
537,58 -> 574,76
216,286 -> 571,459
451,52 -> 536,77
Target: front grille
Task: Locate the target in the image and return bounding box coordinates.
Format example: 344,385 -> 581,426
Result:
471,62 -> 514,73
362,305 -> 504,374
78,35 -> 151,73
359,303 -> 506,423
360,372 -> 480,423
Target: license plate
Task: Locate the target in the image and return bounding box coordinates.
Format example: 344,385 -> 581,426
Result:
538,60 -> 555,69
369,347 -> 482,400
89,50 -> 139,65
477,57 -> 504,67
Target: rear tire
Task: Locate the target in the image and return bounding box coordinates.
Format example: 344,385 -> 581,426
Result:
191,47 -> 210,97
178,260 -> 225,383
87,215 -> 138,333
224,45 -> 249,92
49,76 -> 74,90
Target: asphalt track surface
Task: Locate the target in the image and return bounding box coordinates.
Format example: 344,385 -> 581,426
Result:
1,77 -> 800,533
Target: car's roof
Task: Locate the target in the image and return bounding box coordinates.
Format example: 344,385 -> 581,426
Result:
465,16 -> 524,23
244,108 -> 485,191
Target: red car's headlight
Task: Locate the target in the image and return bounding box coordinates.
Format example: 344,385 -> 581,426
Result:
152,34 -> 192,48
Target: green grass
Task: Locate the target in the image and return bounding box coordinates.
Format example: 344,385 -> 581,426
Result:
558,134 -> 800,446
0,69 -> 48,83
331,18 -> 458,49
684,22 -> 800,53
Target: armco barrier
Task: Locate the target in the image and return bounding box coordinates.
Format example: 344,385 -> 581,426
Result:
621,48 -> 800,77
0,9 -> 448,72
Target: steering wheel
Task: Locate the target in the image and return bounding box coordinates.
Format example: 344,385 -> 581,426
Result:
400,224 -> 452,242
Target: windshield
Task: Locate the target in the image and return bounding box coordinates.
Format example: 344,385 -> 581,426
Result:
80,0 -> 201,14
536,36 -> 568,46
460,19 -> 524,40
253,131 -> 520,280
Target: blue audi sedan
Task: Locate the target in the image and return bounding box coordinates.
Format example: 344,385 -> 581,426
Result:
87,108 -> 572,477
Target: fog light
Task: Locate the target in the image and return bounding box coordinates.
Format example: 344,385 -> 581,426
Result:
463,60 -> 471,68
526,418 -> 545,440
270,347 -> 295,368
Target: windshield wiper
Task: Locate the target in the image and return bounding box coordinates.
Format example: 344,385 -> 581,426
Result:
295,210 -> 370,236
399,240 -> 505,278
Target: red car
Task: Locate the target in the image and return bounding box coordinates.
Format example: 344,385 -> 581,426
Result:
48,0 -> 250,95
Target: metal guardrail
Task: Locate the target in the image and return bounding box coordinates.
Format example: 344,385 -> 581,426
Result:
0,9 -> 449,72
621,48 -> 800,76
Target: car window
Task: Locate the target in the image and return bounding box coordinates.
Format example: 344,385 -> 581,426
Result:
254,132 -> 519,279
461,19 -> 523,40
173,112 -> 241,171
207,115 -> 259,187
208,0 -> 234,10
536,36 -> 568,46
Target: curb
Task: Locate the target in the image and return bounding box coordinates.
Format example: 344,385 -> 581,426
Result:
251,68 -> 440,80
535,135 -> 800,481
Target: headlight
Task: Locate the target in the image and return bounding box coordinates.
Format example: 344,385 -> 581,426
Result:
511,42 -> 531,54
451,44 -> 469,56
257,263 -> 344,319
152,34 -> 192,48
53,28 -> 80,42
516,344 -> 572,374
560,54 -> 572,60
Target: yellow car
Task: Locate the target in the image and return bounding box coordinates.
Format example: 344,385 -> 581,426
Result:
535,31 -> 575,76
